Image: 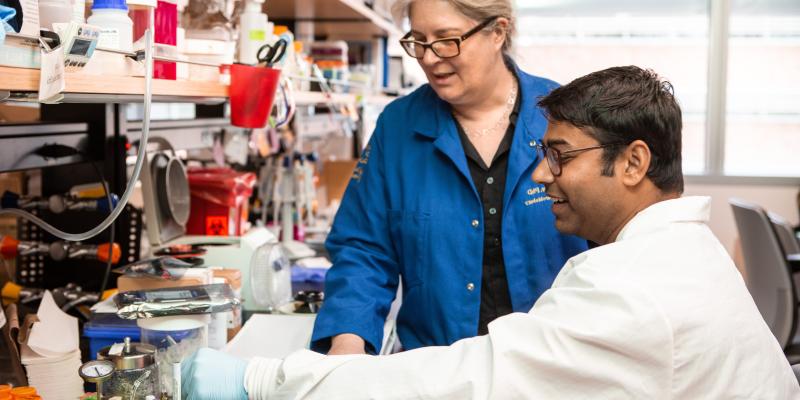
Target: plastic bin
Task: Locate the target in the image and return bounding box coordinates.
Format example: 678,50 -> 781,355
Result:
82,314 -> 141,359
291,266 -> 326,293
186,168 -> 256,236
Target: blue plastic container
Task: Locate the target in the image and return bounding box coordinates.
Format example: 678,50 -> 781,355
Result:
83,313 -> 141,359
291,266 -> 326,293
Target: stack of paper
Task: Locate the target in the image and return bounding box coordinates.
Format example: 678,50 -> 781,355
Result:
20,291 -> 84,400
224,313 -> 315,360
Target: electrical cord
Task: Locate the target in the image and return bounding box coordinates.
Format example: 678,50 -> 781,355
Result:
86,157 -> 115,295
0,19 -> 155,243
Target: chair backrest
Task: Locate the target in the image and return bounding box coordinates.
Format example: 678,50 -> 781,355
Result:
730,198 -> 797,348
769,212 -> 800,255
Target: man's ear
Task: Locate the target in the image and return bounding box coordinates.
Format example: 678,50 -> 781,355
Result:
620,140 -> 651,187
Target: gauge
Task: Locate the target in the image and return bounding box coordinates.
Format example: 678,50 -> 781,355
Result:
79,359 -> 115,383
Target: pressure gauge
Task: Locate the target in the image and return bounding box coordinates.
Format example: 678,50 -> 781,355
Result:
79,359 -> 115,398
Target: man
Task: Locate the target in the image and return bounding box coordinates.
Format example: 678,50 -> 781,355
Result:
182,66 -> 799,399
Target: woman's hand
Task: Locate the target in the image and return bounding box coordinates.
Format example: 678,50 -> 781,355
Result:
328,333 -> 367,355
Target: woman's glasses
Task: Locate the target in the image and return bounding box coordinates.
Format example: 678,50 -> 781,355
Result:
399,16 -> 499,59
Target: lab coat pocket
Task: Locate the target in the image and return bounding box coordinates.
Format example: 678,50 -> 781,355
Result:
388,210 -> 431,289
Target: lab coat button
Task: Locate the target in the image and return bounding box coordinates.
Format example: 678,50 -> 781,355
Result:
471,219 -> 479,228
529,140 -> 536,147
466,283 -> 475,291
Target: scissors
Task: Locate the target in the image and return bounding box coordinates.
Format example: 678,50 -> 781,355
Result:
256,39 -> 288,68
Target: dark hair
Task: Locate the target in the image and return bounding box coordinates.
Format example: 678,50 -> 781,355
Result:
537,66 -> 684,194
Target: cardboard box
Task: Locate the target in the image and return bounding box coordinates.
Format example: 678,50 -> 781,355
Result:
0,104 -> 40,123
116,267 -> 213,292
319,160 -> 358,207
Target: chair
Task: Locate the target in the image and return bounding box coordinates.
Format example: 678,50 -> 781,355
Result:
793,363 -> 800,386
769,212 -> 800,270
729,198 -> 798,353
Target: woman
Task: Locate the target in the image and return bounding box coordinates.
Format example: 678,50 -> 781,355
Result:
312,0 -> 587,355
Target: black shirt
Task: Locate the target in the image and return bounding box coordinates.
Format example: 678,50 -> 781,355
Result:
453,75 -> 522,335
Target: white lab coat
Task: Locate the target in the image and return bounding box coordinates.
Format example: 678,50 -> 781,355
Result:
244,196 -> 800,399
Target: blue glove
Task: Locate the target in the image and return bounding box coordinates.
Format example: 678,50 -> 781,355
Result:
0,5 -> 17,45
181,348 -> 248,400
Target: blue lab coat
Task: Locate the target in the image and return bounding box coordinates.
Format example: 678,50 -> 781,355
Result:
311,63 -> 588,354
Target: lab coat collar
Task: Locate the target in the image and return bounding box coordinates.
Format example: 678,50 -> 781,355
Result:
615,196 -> 711,242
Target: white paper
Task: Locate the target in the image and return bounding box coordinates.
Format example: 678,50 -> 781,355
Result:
224,314 -> 315,360
20,0 -> 41,36
90,295 -> 118,313
38,46 -> 65,103
26,291 -> 79,357
0,306 -> 5,329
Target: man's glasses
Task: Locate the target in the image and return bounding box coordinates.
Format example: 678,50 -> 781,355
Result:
399,16 -> 499,59
534,141 -> 625,176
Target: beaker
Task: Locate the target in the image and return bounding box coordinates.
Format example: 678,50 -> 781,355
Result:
138,314 -> 210,398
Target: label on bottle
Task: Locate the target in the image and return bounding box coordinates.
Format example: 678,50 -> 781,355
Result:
97,28 -> 120,50
108,342 -> 124,356
249,29 -> 266,41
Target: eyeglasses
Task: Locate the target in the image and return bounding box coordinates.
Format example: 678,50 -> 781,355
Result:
399,16 -> 499,59
534,141 -> 625,176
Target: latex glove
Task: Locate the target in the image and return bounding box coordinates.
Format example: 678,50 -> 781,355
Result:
181,348 -> 248,400
0,4 -> 16,45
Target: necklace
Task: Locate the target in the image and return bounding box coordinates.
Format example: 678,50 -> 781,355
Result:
456,85 -> 517,139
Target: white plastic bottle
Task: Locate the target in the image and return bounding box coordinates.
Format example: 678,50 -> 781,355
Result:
273,25 -> 294,70
238,0 -> 270,65
87,0 -> 133,52
38,0 -> 73,30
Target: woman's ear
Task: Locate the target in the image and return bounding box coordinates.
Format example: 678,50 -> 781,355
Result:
620,140 -> 652,187
493,17 -> 510,48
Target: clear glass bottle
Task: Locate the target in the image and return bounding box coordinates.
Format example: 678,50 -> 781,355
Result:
97,337 -> 160,399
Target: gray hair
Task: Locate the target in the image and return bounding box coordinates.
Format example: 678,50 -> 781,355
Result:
391,0 -> 516,53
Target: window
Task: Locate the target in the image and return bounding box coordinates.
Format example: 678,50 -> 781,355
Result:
514,1 -> 710,174
723,0 -> 800,176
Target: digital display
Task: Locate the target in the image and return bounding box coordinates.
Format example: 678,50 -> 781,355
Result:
145,290 -> 194,301
69,38 -> 93,56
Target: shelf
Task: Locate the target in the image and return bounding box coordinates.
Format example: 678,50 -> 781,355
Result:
267,0 -> 400,37
0,65 -> 398,106
293,90 -> 397,107
0,66 -> 228,103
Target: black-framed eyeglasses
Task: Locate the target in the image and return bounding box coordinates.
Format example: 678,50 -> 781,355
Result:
399,16 -> 499,59
534,141 -> 625,176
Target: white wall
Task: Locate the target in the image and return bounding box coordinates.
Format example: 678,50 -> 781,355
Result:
683,181 -> 799,274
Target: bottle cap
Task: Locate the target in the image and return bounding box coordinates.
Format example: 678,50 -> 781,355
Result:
92,0 -> 128,11
274,25 -> 289,35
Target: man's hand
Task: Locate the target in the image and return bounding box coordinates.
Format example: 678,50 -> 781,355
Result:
181,348 -> 248,399
328,333 -> 367,355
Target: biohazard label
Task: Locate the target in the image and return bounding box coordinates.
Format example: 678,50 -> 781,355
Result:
206,216 -> 229,236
